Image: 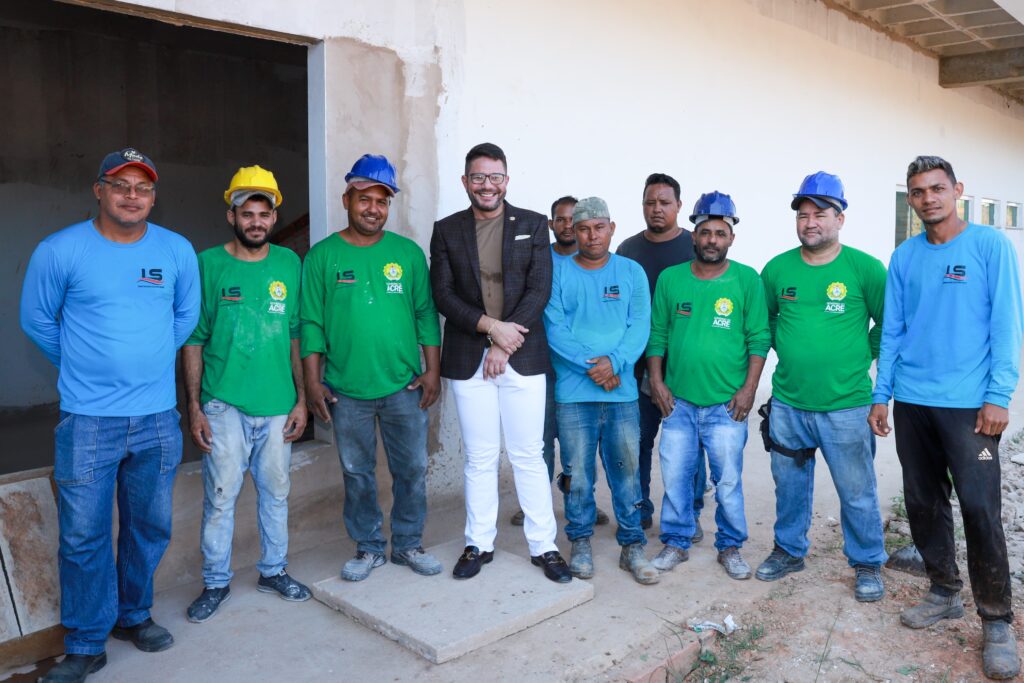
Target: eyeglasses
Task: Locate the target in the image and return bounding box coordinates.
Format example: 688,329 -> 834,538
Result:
100,178 -> 156,197
467,173 -> 506,185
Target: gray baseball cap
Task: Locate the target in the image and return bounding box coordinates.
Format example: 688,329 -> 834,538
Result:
573,196 -> 610,224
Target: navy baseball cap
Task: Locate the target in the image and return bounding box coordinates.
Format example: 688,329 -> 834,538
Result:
98,148 -> 159,182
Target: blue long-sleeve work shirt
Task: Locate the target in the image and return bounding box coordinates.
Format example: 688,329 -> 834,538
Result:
873,224 -> 1023,409
544,254 -> 650,403
20,220 -> 200,416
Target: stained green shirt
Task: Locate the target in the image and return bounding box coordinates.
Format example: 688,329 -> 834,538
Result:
186,244 -> 301,416
300,231 -> 441,400
647,260 -> 770,406
760,246 -> 886,411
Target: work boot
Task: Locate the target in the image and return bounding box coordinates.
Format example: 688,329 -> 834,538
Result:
341,551 -> 386,581
619,543 -> 660,585
39,653 -> 106,683
186,586 -> 231,623
651,544 -> 688,572
982,620 -> 1021,680
899,591 -> 964,629
853,565 -> 885,602
755,544 -> 805,581
569,538 -> 594,579
391,547 -> 443,576
717,547 -> 752,580
595,507 -> 611,525
110,618 -> 174,652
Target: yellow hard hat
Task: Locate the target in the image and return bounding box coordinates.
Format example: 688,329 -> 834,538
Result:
224,165 -> 283,208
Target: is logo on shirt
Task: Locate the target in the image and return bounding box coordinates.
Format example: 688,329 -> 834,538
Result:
824,281 -> 847,313
220,286 -> 242,302
778,287 -> 797,302
138,268 -> 164,287
675,302 -> 692,317
712,297 -> 733,329
602,285 -> 620,301
336,269 -> 356,285
384,262 -> 404,294
944,265 -> 967,283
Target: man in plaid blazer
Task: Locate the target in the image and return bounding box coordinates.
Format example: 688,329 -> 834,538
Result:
429,142 -> 571,583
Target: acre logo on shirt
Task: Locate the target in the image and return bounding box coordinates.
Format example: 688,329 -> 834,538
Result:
336,269 -> 356,285
824,282 -> 847,314
267,281 -> 287,314
137,268 -> 164,287
602,285 -> 621,301
944,265 -> 967,283
712,297 -> 733,329
383,262 -> 404,294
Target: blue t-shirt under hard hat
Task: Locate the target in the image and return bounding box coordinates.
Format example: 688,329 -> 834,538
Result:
20,220 -> 201,416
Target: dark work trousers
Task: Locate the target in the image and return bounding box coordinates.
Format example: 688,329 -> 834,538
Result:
893,401 -> 1012,622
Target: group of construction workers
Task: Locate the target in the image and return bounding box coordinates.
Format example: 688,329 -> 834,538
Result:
18,143 -> 1023,682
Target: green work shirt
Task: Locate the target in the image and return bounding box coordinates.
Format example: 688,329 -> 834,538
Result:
760,246 -> 886,411
185,244 -> 301,416
647,260 -> 771,407
300,231 -> 441,400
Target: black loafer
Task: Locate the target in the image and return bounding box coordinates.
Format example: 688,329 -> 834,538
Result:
39,653 -> 107,682
531,550 -> 572,583
452,545 -> 493,579
111,617 -> 174,652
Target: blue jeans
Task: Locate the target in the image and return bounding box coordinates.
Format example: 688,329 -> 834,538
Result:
659,400 -> 748,551
638,390 -> 706,522
200,400 -> 291,587
54,410 -> 181,656
557,401 -> 645,547
330,386 -> 428,554
769,398 -> 887,567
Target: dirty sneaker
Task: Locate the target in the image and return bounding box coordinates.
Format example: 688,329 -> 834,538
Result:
569,538 -> 594,579
755,544 -> 805,581
651,544 -> 689,572
258,571 -> 311,601
900,591 -> 964,628
186,586 -> 231,623
983,620 -> 1021,680
341,551 -> 386,581
619,543 -> 660,585
853,565 -> 884,602
717,547 -> 752,580
391,547 -> 443,576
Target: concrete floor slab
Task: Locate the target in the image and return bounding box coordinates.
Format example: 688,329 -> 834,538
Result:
0,478 -> 60,636
311,538 -> 594,663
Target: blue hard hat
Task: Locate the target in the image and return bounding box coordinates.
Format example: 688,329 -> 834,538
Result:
791,171 -> 847,211
344,154 -> 400,194
689,191 -> 740,226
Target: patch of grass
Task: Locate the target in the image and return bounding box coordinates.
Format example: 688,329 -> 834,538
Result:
686,623 -> 767,682
891,493 -> 908,520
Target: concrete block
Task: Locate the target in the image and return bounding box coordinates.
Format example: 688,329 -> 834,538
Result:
0,563 -> 17,642
0,478 -> 61,636
311,538 -> 594,663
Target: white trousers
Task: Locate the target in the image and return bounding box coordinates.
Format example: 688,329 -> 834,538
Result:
449,355 -> 558,556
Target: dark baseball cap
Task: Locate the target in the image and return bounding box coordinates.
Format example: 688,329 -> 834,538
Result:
98,148 -> 159,182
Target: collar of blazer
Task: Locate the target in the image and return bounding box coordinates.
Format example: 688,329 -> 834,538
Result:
459,200 -> 533,306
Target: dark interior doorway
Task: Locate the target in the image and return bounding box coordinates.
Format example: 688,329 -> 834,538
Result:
3,0 -> 310,475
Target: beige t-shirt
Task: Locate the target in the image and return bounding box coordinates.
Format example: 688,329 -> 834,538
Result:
476,214 -> 504,318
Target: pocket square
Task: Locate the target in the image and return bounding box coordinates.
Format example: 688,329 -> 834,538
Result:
515,234 -> 531,241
